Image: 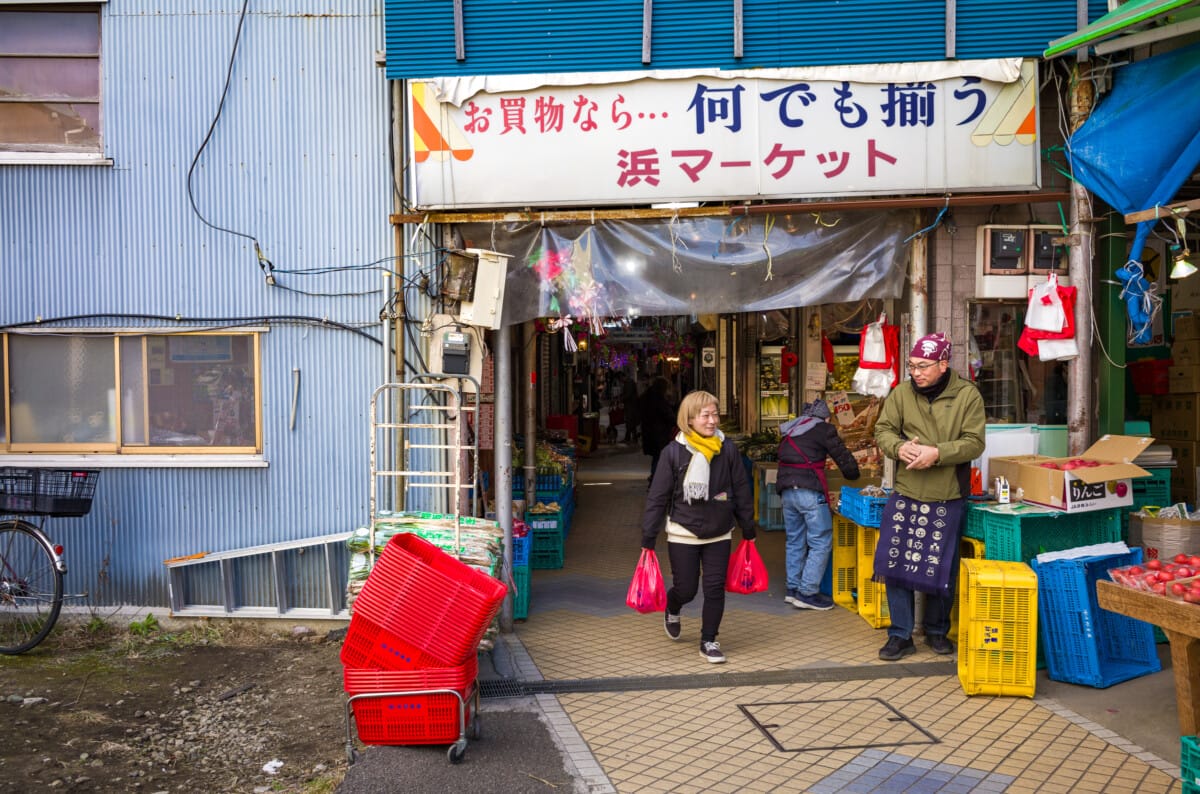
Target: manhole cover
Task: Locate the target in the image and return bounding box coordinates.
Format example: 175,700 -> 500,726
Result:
738,697 -> 939,753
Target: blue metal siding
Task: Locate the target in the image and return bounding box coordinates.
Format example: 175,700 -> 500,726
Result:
385,0 -> 1096,79
1,1 -> 391,610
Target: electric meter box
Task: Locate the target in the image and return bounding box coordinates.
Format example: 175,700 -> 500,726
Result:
456,249 -> 510,330
441,330 -> 471,375
982,225 -> 1028,275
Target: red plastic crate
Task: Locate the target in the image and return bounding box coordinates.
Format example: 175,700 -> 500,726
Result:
339,615 -> 451,670
350,687 -> 473,745
351,533 -> 508,666
343,654 -> 478,695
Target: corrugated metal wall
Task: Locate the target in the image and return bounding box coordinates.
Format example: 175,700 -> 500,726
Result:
385,0 -> 1106,79
0,1 -> 391,610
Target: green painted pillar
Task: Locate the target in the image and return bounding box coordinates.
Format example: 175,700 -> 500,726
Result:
1097,209 -> 1127,436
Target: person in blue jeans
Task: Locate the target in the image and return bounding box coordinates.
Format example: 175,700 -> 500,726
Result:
775,400 -> 860,610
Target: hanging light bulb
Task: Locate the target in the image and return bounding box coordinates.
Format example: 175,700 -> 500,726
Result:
1172,248 -> 1197,279
1171,217 -> 1196,279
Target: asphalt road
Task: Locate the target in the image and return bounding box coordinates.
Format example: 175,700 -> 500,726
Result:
337,701 -> 582,793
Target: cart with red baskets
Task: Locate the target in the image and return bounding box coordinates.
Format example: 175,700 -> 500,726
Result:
341,531 -> 507,763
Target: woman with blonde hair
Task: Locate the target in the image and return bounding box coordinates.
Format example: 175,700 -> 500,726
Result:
640,390 -> 755,663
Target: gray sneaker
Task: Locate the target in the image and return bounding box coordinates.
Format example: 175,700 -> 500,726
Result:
699,640 -> 726,663
664,611 -> 681,641
793,592 -> 834,611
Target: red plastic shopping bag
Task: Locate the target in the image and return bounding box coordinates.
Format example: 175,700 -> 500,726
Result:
625,549 -> 668,613
726,539 -> 769,594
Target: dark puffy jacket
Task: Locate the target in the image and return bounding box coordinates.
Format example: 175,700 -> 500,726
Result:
775,423 -> 860,496
641,437 -> 755,548
639,390 -> 676,457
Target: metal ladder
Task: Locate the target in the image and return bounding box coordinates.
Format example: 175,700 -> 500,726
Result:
165,532 -> 352,619
368,375 -> 481,551
162,375 -> 481,619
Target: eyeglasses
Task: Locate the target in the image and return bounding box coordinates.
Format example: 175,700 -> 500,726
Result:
906,361 -> 942,372
697,411 -> 720,420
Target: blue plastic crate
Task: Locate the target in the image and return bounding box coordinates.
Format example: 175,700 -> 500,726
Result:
511,533 -> 530,567
838,486 -> 888,528
1030,548 -> 1161,688
757,486 -> 785,531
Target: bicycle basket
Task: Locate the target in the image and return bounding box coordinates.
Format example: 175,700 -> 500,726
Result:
0,468 -> 99,517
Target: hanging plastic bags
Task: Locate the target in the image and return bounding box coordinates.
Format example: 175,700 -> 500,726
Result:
625,548 -> 667,613
1025,273 -> 1066,332
851,314 -> 900,398
725,539 -> 769,594
1018,276 -> 1079,361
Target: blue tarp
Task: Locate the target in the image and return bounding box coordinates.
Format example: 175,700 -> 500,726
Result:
1069,41 -> 1200,261
1068,41 -> 1200,342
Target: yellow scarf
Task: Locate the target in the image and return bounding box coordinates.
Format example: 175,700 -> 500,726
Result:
685,430 -> 721,462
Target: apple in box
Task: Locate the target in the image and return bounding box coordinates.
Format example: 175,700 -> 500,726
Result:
987,434 -> 1154,513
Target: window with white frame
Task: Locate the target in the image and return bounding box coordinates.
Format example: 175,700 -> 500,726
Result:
3,332 -> 261,453
0,4 -> 103,157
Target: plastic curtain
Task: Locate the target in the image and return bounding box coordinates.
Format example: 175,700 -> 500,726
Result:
456,209 -> 912,326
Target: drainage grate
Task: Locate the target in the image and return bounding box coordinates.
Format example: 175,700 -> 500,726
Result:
478,660 -> 954,699
739,697 -> 939,753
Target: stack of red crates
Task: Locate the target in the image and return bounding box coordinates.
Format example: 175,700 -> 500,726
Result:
340,532 -> 508,745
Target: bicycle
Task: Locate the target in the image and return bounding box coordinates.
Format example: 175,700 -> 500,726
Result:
0,468 -> 99,655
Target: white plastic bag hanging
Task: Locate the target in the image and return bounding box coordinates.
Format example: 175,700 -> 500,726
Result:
1026,273 -> 1066,333
1036,338 -> 1079,361
859,315 -> 888,365
852,368 -> 894,399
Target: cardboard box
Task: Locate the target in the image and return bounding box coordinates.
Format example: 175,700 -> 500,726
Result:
1168,440 -> 1199,505
1175,313 -> 1200,341
1152,394 -> 1200,441
1128,513 -> 1200,560
989,434 -> 1154,513
1170,365 -> 1200,394
1174,339 -> 1200,365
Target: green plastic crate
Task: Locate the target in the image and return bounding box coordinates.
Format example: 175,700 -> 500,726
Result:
512,564 -> 530,619
965,506 -> 1122,562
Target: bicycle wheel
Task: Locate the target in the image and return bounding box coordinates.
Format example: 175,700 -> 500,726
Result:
0,519 -> 64,654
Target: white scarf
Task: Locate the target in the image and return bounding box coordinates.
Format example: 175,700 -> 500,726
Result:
677,429 -> 725,504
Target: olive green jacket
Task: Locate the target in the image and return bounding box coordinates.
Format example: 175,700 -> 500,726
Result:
874,370 -> 987,502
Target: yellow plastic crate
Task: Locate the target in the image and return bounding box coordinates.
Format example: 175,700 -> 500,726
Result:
957,558 -> 1038,698
832,515 -> 858,611
947,537 -> 986,639
855,522 -> 890,629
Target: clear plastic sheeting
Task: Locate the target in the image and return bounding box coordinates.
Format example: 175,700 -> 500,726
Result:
456,210 -> 914,325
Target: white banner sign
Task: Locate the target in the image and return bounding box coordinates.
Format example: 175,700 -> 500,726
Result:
409,60 -> 1040,209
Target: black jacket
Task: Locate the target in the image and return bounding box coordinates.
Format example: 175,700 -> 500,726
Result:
775,423 -> 860,496
639,389 -> 676,457
641,436 -> 755,548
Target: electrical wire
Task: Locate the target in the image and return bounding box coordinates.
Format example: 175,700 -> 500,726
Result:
184,0 -> 277,283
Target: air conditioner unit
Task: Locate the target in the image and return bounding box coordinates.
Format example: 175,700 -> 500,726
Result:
975,224 -> 1070,299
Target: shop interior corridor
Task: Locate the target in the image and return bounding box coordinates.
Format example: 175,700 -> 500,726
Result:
492,442 -> 1182,793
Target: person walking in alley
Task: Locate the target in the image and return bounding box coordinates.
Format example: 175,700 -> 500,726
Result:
873,332 -> 985,661
640,376 -> 677,484
641,390 -> 756,664
621,372 -> 641,444
776,399 -> 860,611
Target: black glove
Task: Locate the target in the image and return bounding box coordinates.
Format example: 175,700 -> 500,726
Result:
742,528 -> 757,542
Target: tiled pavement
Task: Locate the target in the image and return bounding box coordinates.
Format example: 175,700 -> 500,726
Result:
499,444 -> 1184,793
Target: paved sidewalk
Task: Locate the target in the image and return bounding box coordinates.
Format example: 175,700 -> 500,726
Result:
341,442 -> 1184,793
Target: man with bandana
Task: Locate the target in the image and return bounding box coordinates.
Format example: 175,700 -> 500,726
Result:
873,332 -> 986,661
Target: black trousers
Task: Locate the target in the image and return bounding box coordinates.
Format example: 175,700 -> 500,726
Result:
666,539 -> 731,643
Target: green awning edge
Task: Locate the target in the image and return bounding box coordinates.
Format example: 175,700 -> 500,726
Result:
1044,0 -> 1196,58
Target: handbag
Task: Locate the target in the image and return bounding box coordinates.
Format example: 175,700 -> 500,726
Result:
625,548 -> 668,613
725,539 -> 769,594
